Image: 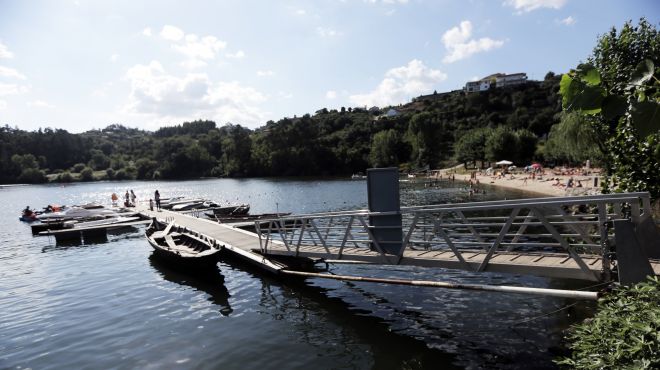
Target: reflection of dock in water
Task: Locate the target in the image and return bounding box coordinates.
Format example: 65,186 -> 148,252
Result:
149,255 -> 232,316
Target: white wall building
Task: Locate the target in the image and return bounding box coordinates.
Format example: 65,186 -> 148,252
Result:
465,73 -> 527,93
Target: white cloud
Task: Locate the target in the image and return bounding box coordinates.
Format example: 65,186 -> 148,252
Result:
317,27 -> 341,37
111,54 -> 120,63
158,27 -> 228,69
124,61 -> 268,127
28,100 -> 56,109
142,27 -> 152,37
226,50 -> 245,59
0,65 -> 26,79
326,90 -> 337,99
503,0 -> 566,13
257,70 -> 274,77
349,59 -> 447,107
160,25 -> 184,41
559,16 -> 576,25
0,82 -> 29,96
441,20 -> 504,63
0,41 -> 14,59
295,9 -> 306,15
278,91 -> 293,99
0,100 -> 6,110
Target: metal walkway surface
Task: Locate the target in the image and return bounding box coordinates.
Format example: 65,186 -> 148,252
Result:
140,192 -> 660,282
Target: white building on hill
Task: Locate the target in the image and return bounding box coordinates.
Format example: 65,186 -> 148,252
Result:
464,73 -> 527,93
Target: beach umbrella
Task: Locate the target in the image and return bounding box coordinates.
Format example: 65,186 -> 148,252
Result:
495,160 -> 513,166
531,163 -> 542,169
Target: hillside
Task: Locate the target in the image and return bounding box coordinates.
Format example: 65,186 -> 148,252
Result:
1,73 -> 562,183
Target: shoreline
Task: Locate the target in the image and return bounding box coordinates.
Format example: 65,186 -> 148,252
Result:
451,172 -> 601,198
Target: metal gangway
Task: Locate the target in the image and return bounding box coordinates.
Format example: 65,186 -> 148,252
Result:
255,192 -> 660,284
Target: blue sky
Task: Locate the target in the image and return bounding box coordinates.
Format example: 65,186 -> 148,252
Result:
0,0 -> 657,132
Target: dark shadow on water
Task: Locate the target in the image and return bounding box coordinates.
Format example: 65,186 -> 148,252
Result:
41,233 -> 109,252
148,254 -> 233,316
218,253 -> 461,370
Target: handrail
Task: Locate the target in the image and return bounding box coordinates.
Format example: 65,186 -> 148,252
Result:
253,192 -> 652,282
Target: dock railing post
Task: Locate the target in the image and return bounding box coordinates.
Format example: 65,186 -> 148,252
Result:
366,168 -> 403,255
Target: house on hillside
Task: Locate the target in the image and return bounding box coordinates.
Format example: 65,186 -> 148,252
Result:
464,73 -> 527,93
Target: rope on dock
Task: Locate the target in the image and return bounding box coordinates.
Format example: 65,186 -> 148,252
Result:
279,269 -> 601,300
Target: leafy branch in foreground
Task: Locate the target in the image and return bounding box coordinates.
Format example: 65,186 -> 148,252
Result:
556,277 -> 660,369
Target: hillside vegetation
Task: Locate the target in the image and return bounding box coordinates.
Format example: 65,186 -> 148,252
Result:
2,73 -> 564,184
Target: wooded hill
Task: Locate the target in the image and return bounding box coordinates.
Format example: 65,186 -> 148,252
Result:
1,72 -> 563,184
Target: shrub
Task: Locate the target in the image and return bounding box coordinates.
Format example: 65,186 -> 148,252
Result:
106,168 -> 115,179
114,169 -> 129,180
556,276 -> 660,369
56,171 -> 74,183
17,168 -> 47,183
80,167 -> 94,181
71,163 -> 86,172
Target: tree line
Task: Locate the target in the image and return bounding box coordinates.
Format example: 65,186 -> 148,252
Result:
1,73 -> 569,184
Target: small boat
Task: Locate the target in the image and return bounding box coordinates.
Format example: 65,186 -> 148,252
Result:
145,220 -> 222,268
205,212 -> 292,223
208,204 -> 250,216
161,198 -> 205,210
171,201 -> 206,211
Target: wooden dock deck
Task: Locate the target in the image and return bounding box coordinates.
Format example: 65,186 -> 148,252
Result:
140,206 -> 285,273
138,203 -> 660,282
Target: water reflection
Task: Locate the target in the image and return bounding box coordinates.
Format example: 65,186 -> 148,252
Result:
148,255 -> 233,316
226,256 -> 461,370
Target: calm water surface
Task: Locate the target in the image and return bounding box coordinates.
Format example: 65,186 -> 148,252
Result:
0,178 -> 595,369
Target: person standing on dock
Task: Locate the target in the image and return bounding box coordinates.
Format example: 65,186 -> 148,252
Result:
130,190 -> 136,206
154,190 -> 161,211
125,190 -> 130,207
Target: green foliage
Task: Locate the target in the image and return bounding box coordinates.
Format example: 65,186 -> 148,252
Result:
454,127 -> 491,166
12,154 -> 39,170
0,73 -> 563,183
369,129 -> 406,167
79,167 -> 94,181
88,149 -> 110,170
17,168 -> 46,183
544,112 -> 604,164
556,277 -> 660,369
56,171 -> 73,183
485,126 -> 518,162
72,163 -> 86,172
559,18 -> 660,198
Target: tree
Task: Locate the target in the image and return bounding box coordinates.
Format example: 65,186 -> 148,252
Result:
515,129 -> 538,163
88,149 -> 110,170
485,126 -> 518,163
80,167 -> 94,181
407,112 -> 441,168
454,127 -> 492,167
369,129 -> 404,167
544,112 -> 603,164
559,18 -> 660,197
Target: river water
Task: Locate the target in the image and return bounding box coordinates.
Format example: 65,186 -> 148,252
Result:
0,178 -> 595,369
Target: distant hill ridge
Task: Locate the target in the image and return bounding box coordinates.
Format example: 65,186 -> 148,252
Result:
0,73 -> 561,183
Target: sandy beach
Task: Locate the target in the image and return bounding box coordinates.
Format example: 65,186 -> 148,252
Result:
452,172 -> 602,197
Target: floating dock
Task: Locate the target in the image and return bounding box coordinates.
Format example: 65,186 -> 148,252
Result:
39,219 -> 152,242
137,192 -> 660,287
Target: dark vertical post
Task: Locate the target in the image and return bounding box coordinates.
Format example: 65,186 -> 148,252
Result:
367,168 -> 403,255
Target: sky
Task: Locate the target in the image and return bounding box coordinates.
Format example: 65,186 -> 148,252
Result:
0,0 -> 657,133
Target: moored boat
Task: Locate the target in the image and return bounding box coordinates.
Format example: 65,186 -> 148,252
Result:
208,204 -> 250,216
145,220 -> 222,268
205,212 -> 292,223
